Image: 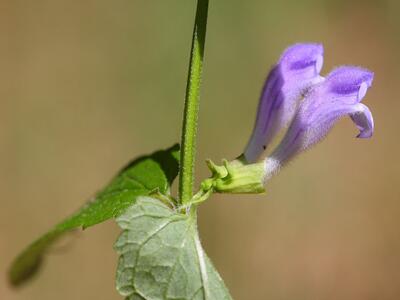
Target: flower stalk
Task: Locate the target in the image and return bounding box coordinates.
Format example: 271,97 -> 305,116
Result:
179,0 -> 210,205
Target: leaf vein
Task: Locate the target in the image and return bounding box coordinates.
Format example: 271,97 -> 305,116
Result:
164,220 -> 193,299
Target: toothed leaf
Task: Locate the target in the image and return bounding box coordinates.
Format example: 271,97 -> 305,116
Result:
115,197 -> 232,300
9,144 -> 180,286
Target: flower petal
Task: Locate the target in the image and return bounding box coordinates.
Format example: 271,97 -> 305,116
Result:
326,66 -> 373,98
268,66 -> 374,168
351,103 -> 374,138
244,43 -> 324,163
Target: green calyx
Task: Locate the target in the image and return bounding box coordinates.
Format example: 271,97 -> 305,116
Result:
202,157 -> 266,194
180,157 -> 266,211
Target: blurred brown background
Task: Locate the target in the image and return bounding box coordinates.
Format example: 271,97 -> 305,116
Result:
1,0 -> 399,299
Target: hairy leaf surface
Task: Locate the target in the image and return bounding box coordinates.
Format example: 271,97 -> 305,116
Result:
9,144 -> 180,286
115,197 -> 232,300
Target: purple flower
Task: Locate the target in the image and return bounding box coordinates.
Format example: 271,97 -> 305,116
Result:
244,43 -> 324,163
208,44 -> 374,194
265,65 -> 374,179
241,43 -> 374,182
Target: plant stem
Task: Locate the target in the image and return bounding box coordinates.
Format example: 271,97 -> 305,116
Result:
179,0 -> 209,204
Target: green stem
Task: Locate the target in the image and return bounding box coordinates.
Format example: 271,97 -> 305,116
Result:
179,0 -> 209,204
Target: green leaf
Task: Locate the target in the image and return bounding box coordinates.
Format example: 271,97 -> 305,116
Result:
114,196 -> 232,300
9,144 -> 180,287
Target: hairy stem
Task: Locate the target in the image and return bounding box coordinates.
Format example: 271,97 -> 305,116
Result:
179,0 -> 209,204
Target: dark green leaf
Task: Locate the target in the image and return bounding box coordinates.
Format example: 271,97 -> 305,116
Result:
115,197 -> 232,300
9,144 -> 180,287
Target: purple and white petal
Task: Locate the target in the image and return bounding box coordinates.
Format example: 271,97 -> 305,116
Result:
266,66 -> 374,175
351,103 -> 374,138
244,43 -> 324,163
